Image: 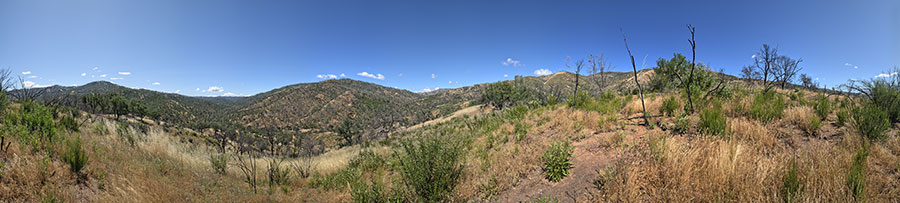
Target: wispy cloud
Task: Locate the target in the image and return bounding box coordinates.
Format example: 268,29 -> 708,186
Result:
92,67 -> 99,71
503,74 -> 509,78
317,74 -> 338,79
27,75 -> 37,79
81,73 -> 87,76
534,69 -> 552,76
110,77 -> 123,80
223,92 -> 238,96
844,63 -> 859,69
751,54 -> 757,59
118,72 -> 131,75
22,81 -> 35,87
21,71 -> 31,75
205,86 -> 224,92
100,74 -> 107,78
152,82 -> 161,85
502,58 -> 522,67
175,90 -> 181,94
421,87 -> 440,92
448,80 -> 459,84
358,72 -> 385,80
431,74 -> 437,79
874,72 -> 898,78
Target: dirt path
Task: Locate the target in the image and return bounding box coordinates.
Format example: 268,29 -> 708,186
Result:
495,131 -> 617,202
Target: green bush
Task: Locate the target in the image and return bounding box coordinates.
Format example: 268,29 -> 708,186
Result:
859,79 -> 900,123
782,162 -> 802,203
60,116 -> 78,132
835,109 -> 849,127
847,148 -> 868,202
542,141 -> 574,182
851,104 -> 890,141
396,135 -> 465,202
813,95 -> 832,120
699,104 -> 727,135
673,115 -> 691,134
349,150 -> 385,172
661,96 -> 681,116
311,167 -> 360,190
750,90 -> 786,123
480,81 -> 541,110
209,153 -> 228,175
62,137 -> 88,173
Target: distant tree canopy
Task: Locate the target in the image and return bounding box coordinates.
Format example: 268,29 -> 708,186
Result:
478,81 -> 540,110
82,93 -> 156,119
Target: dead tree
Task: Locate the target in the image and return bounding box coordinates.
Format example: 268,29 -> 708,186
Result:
588,53 -> 611,92
621,29 -> 649,125
566,56 -> 585,109
775,56 -> 803,88
233,147 -> 260,192
686,24 -> 697,113
12,76 -> 47,101
754,44 -> 779,91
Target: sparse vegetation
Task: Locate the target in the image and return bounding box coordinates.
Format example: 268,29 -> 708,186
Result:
750,90 -> 786,122
847,148 -> 868,202
62,136 -> 88,173
851,103 -> 890,141
396,134 -> 465,202
699,104 -> 727,135
661,95 -> 680,116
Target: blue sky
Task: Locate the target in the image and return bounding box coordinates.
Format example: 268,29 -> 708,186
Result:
1,0 -> 897,96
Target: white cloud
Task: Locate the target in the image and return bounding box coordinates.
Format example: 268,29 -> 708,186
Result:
534,69 -> 553,76
80,73 -> 87,76
874,72 -> 898,78
175,90 -> 181,93
422,87 -> 440,92
92,67 -> 99,71
340,73 -> 346,77
223,92 -> 238,96
21,71 -> 31,75
195,88 -> 201,91
152,82 -> 161,85
118,72 -> 131,75
357,72 -> 385,80
317,74 -> 338,79
503,74 -> 509,78
205,86 -> 224,92
431,74 -> 436,79
27,75 -> 37,79
751,54 -> 757,59
100,74 -> 107,78
110,77 -> 123,80
398,73 -> 404,77
22,81 -> 35,87
502,58 -> 522,67
844,63 -> 859,69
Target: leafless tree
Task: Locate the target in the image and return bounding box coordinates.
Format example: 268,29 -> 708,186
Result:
740,65 -> 760,82
775,56 -> 803,88
233,148 -> 260,192
0,68 -> 15,93
566,56 -> 585,109
753,44 -> 779,90
290,137 -> 320,178
588,53 -> 611,92
800,74 -> 815,88
686,24 -> 697,113
12,76 -> 47,101
620,29 -> 648,125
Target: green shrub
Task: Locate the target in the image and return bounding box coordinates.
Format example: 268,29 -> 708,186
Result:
699,104 -> 727,135
60,116 -> 78,132
750,90 -> 786,123
514,122 -> 528,142
847,148 -> 868,202
349,150 -> 385,172
209,153 -> 228,175
835,109 -> 849,127
813,95 -> 832,120
802,118 -> 822,136
351,179 -> 389,203
396,135 -> 465,202
782,162 -> 802,203
311,167 -> 360,190
542,141 -> 574,182
859,79 -> 900,123
62,137 -> 88,173
851,104 -> 890,141
661,96 -> 680,116
530,196 -> 559,203
673,115 -> 691,134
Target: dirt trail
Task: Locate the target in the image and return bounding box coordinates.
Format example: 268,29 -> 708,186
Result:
495,131 -> 616,202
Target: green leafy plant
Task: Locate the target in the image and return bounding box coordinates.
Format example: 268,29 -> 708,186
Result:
699,104 -> 727,135
396,135 -> 465,202
62,137 -> 88,173
750,90 -> 786,123
851,104 -> 890,141
782,162 -> 802,203
847,148 -> 868,202
542,141 -> 574,182
813,95 -> 832,120
661,95 -> 681,116
835,109 -> 849,127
